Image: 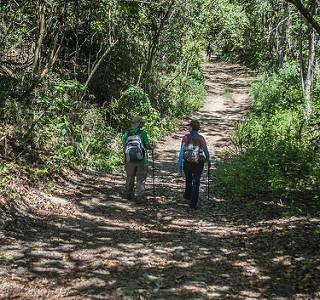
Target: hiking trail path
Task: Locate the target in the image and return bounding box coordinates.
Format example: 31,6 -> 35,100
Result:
1,59 -> 318,299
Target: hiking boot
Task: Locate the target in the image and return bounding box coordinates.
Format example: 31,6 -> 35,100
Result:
183,193 -> 191,200
189,204 -> 198,210
123,192 -> 134,201
135,196 -> 145,204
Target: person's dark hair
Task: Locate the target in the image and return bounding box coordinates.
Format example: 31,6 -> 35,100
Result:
189,119 -> 200,131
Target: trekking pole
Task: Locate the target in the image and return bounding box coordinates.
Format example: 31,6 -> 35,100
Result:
207,162 -> 210,201
152,146 -> 155,200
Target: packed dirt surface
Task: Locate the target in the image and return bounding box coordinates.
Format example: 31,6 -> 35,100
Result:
1,59 -> 319,299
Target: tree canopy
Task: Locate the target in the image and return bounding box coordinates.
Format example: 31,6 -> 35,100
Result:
0,0 -> 319,201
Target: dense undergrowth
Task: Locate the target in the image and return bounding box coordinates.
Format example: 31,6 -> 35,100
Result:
0,0 -> 209,205
0,63 -> 206,205
215,62 -> 320,207
1,0 -> 320,213
0,68 -> 206,169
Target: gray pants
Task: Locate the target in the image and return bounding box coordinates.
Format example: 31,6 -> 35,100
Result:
125,162 -> 148,200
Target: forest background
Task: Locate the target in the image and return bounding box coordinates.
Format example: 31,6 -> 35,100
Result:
0,0 -> 319,212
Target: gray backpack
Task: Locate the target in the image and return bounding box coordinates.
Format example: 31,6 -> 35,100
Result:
124,130 -> 145,162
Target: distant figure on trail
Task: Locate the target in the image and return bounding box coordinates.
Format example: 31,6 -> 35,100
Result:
178,120 -> 211,209
123,116 -> 152,203
206,42 -> 212,61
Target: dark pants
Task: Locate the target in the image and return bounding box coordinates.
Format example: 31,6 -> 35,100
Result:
183,161 -> 204,208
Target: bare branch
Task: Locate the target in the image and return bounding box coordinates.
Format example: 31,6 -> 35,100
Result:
84,39 -> 119,90
122,0 -> 172,5
32,0 -> 46,77
285,0 -> 320,35
0,65 -> 14,77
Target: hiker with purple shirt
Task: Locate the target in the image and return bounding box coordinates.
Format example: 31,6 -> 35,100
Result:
178,120 -> 211,209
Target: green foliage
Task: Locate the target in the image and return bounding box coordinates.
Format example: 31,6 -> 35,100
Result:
224,86 -> 234,102
0,161 -> 21,201
217,138 -> 320,200
230,109 -> 304,154
0,78 -> 123,172
35,80 -> 124,171
216,68 -> 320,202
109,79 -> 206,144
110,86 -> 158,131
0,0 -> 211,177
250,62 -> 302,114
0,163 -> 12,189
30,167 -> 49,183
204,0 -> 249,57
176,77 -> 206,117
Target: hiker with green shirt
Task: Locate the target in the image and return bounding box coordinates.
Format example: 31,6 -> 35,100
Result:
123,116 -> 152,203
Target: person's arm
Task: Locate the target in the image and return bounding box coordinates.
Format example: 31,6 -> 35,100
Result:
178,135 -> 188,172
123,131 -> 128,145
140,130 -> 153,149
203,146 -> 210,160
178,144 -> 185,172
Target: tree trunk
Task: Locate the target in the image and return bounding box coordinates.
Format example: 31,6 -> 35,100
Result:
83,39 -> 119,90
32,0 -> 46,77
298,13 -> 305,94
302,0 -> 318,120
286,0 -> 320,35
279,2 -> 290,65
144,0 -> 174,89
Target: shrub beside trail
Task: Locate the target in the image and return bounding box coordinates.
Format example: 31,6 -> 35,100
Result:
215,63 -> 320,205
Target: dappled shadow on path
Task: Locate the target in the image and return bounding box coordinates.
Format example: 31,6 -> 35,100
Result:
2,173 -> 319,299
1,61 -> 319,299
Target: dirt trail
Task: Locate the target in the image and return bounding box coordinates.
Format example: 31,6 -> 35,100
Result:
1,60 -> 319,299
